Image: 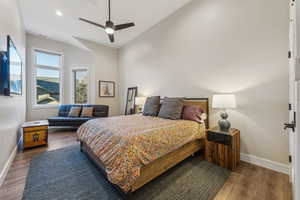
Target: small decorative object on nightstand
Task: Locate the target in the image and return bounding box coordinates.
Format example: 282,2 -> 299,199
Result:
135,96 -> 147,113
212,94 -> 236,132
22,120 -> 49,150
205,127 -> 240,171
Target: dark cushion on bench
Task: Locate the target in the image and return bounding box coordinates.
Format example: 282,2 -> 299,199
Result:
48,117 -> 93,122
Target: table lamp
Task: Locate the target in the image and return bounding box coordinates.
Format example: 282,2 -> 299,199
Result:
135,97 -> 147,113
212,94 -> 236,132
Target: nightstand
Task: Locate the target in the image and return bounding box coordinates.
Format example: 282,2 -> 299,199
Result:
205,127 -> 240,170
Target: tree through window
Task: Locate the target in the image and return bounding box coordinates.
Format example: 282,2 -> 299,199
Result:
73,69 -> 88,104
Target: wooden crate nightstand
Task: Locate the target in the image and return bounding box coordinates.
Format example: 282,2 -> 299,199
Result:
205,127 -> 240,171
22,120 -> 49,150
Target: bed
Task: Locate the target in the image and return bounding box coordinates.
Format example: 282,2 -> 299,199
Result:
77,98 -> 209,197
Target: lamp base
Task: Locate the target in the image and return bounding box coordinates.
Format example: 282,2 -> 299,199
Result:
218,112 -> 231,132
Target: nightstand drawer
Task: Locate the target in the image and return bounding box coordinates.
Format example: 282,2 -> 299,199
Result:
207,131 -> 231,145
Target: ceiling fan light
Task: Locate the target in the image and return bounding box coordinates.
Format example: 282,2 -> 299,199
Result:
105,27 -> 114,34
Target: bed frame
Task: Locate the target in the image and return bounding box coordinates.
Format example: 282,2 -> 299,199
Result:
80,98 -> 209,198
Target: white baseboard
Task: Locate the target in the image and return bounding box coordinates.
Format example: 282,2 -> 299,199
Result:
0,145 -> 18,187
241,153 -> 290,175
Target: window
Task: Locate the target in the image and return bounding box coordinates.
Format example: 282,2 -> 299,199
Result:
73,69 -> 88,104
34,50 -> 62,106
36,51 -> 60,67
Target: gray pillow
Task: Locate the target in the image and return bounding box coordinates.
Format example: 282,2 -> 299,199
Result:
158,98 -> 184,120
143,96 -> 161,116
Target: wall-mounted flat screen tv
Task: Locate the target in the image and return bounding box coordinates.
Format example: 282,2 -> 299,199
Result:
0,51 -> 9,95
0,36 -> 22,96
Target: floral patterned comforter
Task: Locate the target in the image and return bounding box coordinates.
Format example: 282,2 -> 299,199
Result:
77,114 -> 205,192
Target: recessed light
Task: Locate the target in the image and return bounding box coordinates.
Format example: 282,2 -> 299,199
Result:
56,10 -> 63,16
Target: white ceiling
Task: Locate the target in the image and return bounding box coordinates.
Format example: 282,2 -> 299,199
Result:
19,0 -> 192,48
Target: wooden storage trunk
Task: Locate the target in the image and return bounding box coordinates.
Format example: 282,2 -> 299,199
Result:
22,121 -> 49,149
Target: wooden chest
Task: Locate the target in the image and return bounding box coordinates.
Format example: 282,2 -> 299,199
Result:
22,121 -> 49,149
205,127 -> 240,171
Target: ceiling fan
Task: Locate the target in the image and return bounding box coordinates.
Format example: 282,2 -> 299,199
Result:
79,0 -> 135,43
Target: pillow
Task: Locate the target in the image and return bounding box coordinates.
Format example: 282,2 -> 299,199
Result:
68,107 -> 82,117
158,98 -> 184,120
143,96 -> 161,116
81,107 -> 94,118
181,105 -> 204,123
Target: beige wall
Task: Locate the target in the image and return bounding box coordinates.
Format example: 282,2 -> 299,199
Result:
26,34 -> 120,120
26,34 -> 93,120
0,0 -> 26,176
78,39 -> 120,116
118,0 -> 289,164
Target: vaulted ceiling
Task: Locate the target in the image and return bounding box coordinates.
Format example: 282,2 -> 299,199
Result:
19,0 -> 191,48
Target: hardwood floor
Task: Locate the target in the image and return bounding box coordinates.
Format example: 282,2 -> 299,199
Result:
214,162 -> 292,200
0,131 -> 292,200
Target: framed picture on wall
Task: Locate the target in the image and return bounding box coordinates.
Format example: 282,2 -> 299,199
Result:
99,81 -> 115,97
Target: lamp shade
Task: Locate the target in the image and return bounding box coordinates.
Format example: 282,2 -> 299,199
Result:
135,97 -> 147,105
212,94 -> 236,109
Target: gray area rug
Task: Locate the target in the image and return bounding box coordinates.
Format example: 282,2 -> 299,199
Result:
23,145 -> 230,200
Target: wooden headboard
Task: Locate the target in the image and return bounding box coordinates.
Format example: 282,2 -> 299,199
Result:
183,98 -> 209,128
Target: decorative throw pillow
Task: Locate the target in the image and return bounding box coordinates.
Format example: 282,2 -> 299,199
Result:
181,105 -> 204,123
68,107 -> 81,117
81,107 -> 94,118
158,98 -> 184,120
143,96 -> 161,116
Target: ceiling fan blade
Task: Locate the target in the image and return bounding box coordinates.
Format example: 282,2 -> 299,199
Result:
79,18 -> 105,29
108,34 -> 115,42
115,23 -> 135,31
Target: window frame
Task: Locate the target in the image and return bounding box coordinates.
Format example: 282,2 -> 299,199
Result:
72,68 -> 89,104
32,48 -> 64,109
